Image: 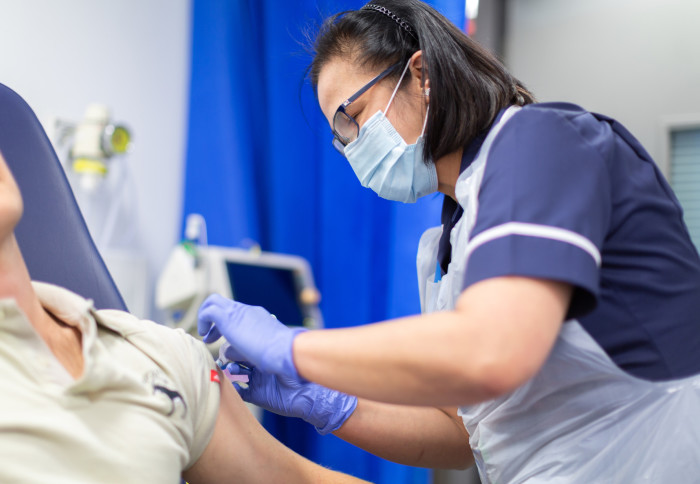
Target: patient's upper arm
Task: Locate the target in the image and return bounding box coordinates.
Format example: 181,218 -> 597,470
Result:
184,373 -> 303,483
183,375 -> 258,482
184,373 -> 369,484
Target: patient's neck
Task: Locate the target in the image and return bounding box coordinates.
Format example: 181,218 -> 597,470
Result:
0,235 -> 42,322
0,234 -> 84,378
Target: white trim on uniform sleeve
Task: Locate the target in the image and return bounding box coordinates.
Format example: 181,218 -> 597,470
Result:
466,222 -> 602,266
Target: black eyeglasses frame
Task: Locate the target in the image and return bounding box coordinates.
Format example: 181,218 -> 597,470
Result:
331,63 -> 400,153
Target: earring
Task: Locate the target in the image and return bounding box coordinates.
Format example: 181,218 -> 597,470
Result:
424,88 -> 431,97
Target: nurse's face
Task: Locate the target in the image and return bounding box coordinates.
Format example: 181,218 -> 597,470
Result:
0,152 -> 23,242
317,55 -> 427,148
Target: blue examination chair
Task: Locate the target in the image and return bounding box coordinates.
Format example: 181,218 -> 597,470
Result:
0,82 -> 126,310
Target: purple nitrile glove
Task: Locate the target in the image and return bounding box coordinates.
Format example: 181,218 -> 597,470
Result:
197,294 -> 306,380
218,343 -> 357,435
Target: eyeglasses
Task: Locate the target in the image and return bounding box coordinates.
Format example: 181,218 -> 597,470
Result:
332,63 -> 399,153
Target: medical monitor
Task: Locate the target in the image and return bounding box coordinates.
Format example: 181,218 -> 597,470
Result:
204,246 -> 322,329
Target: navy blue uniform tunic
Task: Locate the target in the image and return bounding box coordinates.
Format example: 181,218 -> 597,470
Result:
440,103 -> 700,381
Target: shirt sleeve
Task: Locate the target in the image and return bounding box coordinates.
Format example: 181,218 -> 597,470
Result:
93,310 -> 221,470
169,328 -> 221,468
464,105 -> 612,319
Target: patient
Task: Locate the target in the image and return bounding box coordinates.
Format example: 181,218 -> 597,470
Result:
0,151 -> 367,483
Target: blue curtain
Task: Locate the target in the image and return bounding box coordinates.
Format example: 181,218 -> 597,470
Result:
183,1 -> 465,483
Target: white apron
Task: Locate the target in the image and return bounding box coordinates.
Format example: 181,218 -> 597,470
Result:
417,106 -> 700,483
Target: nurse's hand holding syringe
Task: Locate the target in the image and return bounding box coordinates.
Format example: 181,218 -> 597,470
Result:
199,294 -> 357,434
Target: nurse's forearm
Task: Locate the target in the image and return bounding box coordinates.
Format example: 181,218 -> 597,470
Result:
293,276 -> 570,406
334,400 -> 473,470
293,311 -> 497,405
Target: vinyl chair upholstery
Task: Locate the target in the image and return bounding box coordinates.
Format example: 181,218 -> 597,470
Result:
0,82 -> 126,311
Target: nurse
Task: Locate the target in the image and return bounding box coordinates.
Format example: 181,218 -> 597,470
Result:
198,1 -> 700,481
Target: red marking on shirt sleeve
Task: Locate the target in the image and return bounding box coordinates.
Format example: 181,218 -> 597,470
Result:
210,369 -> 220,383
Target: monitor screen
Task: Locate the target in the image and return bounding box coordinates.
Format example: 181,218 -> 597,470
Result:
225,262 -> 305,326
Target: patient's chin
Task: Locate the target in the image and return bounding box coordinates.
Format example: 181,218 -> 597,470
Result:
0,153 -> 24,234
0,198 -> 23,240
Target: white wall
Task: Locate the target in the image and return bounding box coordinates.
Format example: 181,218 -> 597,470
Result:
504,0 -> 700,175
0,0 -> 191,318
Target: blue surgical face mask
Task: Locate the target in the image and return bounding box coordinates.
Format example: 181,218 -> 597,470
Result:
343,60 -> 438,203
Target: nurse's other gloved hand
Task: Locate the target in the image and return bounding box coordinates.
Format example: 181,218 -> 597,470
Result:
221,354 -> 357,435
198,294 -> 306,380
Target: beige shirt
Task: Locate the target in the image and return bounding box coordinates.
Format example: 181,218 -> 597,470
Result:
0,282 -> 220,483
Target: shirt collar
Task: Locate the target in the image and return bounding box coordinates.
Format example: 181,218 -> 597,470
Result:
458,107 -> 509,174
0,283 -> 96,338
436,107 -> 509,275
31,282 -> 99,353
32,281 -> 95,329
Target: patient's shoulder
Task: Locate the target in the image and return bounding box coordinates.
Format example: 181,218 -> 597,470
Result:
95,308 -> 221,466
32,282 -> 219,466
95,308 -> 169,336
94,309 -> 205,363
